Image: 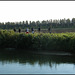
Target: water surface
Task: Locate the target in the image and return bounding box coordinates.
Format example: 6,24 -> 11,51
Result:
0,51 -> 75,74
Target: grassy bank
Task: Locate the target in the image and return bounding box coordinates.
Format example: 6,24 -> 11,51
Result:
0,30 -> 75,53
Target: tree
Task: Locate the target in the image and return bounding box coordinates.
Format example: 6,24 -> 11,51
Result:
72,18 -> 75,27
26,20 -> 28,27
66,18 -> 70,27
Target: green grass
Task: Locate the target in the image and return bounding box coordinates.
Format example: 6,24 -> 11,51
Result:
0,30 -> 75,53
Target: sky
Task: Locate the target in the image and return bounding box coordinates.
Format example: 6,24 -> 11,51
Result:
0,1 -> 75,23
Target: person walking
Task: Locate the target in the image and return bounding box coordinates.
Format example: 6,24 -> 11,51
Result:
19,28 -> 21,33
13,28 -> 16,32
48,27 -> 51,34
38,27 -> 40,33
26,28 -> 29,34
31,27 -> 34,34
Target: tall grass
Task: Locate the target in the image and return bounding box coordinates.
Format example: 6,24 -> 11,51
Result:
0,30 -> 75,53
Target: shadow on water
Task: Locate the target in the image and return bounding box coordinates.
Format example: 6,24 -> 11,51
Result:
0,49 -> 75,68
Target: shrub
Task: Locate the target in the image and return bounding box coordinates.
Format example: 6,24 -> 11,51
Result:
0,30 -> 75,53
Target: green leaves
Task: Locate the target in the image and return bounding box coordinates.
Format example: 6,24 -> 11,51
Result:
0,30 -> 75,53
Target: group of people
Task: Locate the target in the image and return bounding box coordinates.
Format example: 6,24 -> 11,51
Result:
25,28 -> 35,34
13,27 -> 35,33
13,27 -> 51,34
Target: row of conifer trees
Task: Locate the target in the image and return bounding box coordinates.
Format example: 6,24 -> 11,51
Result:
0,18 -> 75,29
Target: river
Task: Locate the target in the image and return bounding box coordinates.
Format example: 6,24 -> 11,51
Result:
0,50 -> 75,74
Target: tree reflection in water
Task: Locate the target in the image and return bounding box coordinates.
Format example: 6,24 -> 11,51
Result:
0,50 -> 75,68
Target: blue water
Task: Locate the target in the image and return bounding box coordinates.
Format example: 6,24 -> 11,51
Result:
0,62 -> 75,74
0,51 -> 75,74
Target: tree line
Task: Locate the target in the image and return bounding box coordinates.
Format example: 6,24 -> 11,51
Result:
0,18 -> 75,29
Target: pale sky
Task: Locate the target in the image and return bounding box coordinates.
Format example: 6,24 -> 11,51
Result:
0,1 -> 75,22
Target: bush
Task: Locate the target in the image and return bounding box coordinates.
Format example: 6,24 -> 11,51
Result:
0,30 -> 75,53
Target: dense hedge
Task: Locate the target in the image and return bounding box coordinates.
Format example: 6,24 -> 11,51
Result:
0,30 -> 75,53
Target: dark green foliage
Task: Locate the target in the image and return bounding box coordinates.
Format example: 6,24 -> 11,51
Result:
0,30 -> 75,53
0,18 -> 75,29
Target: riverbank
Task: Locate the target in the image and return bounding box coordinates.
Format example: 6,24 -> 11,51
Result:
29,51 -> 72,56
0,48 -> 73,56
0,30 -> 75,54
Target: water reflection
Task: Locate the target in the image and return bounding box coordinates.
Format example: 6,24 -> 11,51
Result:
0,50 -> 75,68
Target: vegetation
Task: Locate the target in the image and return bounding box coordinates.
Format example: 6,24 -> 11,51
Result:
0,30 -> 75,53
0,18 -> 75,29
